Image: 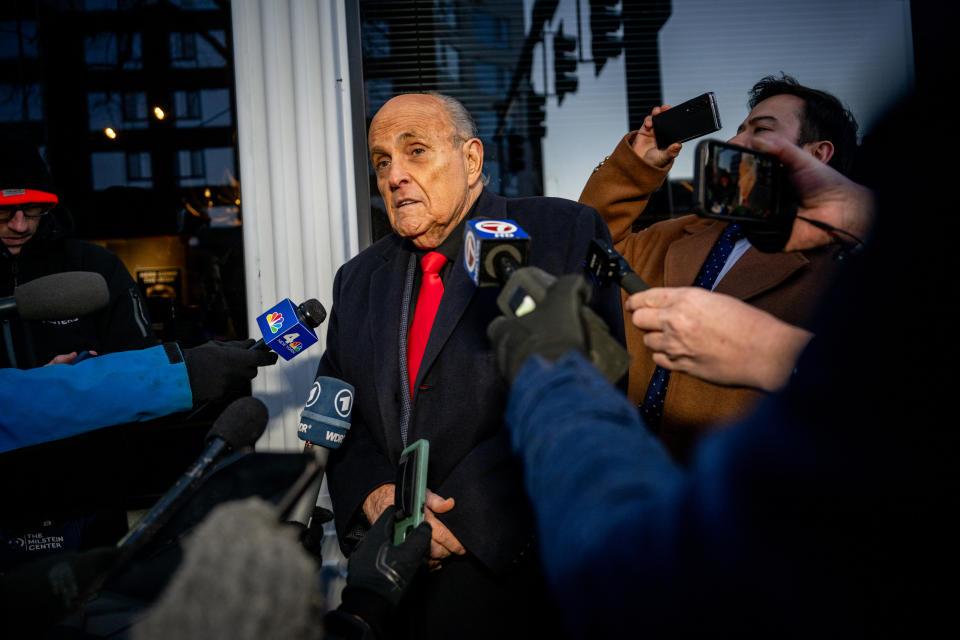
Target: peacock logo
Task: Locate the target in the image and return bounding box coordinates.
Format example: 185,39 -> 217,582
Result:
267,312 -> 284,333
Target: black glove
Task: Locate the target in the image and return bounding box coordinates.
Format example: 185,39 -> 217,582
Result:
488,269 -> 630,384
345,505 -> 431,608
299,505 -> 334,561
183,339 -> 279,405
488,272 -> 591,382
0,547 -> 120,635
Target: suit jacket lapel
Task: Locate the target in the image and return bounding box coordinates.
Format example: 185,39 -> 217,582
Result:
413,189 -> 506,390
714,246 -> 809,300
663,217 -> 810,300
370,238 -> 407,442
663,218 -> 723,287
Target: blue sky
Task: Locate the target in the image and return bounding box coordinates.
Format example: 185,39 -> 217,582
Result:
528,0 -> 914,198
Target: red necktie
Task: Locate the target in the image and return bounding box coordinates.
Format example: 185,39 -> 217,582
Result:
407,251 -> 447,398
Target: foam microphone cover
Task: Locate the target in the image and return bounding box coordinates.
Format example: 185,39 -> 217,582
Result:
14,271 -> 109,320
130,497 -> 324,640
298,299 -> 326,328
207,397 -> 269,450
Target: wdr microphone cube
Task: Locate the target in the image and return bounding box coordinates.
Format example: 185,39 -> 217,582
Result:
298,377 -> 355,449
464,219 -> 531,286
255,298 -> 319,361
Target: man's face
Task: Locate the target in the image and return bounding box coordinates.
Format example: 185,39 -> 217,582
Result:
0,206 -> 43,255
368,94 -> 483,249
728,94 -> 807,150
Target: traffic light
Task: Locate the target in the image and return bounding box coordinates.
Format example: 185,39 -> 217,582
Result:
552,21 -> 578,105
590,0 -> 623,77
527,92 -> 546,139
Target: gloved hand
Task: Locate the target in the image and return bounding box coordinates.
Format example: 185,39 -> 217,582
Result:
488,269 -> 630,384
183,339 -> 278,405
298,505 -> 334,561
345,505 -> 431,608
488,272 -> 591,383
0,547 -> 120,635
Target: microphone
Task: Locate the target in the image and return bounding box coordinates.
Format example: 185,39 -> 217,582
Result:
118,397 -> 269,554
463,219 -> 531,287
128,498 -> 322,640
250,298 -> 326,360
464,219 -> 551,317
280,376 -> 355,526
0,271 -> 109,320
585,238 -> 651,294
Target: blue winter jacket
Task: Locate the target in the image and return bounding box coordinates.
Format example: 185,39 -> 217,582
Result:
0,344 -> 192,453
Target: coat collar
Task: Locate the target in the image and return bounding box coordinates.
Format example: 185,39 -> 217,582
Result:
413,188 -> 505,390
665,217 -> 810,300
369,234 -> 408,434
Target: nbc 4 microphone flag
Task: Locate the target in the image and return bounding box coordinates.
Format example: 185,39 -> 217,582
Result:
255,298 -> 319,361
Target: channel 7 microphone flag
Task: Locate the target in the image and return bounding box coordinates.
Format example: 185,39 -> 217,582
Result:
254,298 -> 320,361
464,219 -> 530,287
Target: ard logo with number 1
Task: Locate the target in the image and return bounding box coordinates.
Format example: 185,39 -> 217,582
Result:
334,388 -> 354,417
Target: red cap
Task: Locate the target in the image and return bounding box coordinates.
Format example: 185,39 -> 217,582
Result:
0,188 -> 59,206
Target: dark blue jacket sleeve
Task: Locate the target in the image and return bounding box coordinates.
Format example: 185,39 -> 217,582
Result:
505,351 -> 866,637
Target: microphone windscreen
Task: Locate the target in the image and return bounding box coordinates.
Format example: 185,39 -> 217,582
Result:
206,397 -> 269,450
298,299 -> 326,328
130,497 -> 323,640
14,271 -> 109,320
298,377 -> 354,449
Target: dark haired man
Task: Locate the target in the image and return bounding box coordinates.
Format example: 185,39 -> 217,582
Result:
580,74 -> 860,461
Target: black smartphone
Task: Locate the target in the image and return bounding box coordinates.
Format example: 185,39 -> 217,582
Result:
393,439 -> 429,545
651,92 -> 721,149
71,350 -> 94,364
693,139 -> 798,252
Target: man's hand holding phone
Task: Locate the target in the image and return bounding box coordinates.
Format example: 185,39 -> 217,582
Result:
751,135 -> 874,252
632,104 -> 683,169
423,490 -> 465,567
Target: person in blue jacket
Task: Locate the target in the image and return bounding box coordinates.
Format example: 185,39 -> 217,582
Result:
488,93 -> 953,637
0,340 -> 276,454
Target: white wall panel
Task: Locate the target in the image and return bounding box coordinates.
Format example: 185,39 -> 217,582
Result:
231,0 -> 359,451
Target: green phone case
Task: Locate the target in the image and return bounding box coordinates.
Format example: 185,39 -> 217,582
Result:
393,438 -> 429,545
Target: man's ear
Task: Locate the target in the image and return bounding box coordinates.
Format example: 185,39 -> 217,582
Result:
804,139 -> 835,165
463,138 -> 484,186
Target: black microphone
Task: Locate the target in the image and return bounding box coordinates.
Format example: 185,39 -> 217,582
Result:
585,238 -> 651,294
279,376 -> 355,527
0,271 -> 109,319
249,298 -> 326,356
117,397 -> 269,554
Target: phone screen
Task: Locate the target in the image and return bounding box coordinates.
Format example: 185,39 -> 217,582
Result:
700,143 -> 781,220
396,450 -> 417,518
694,140 -> 798,252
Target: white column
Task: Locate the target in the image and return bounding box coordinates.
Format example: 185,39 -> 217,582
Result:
232,0 -> 359,451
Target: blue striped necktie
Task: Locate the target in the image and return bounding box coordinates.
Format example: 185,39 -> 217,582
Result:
639,223 -> 744,429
